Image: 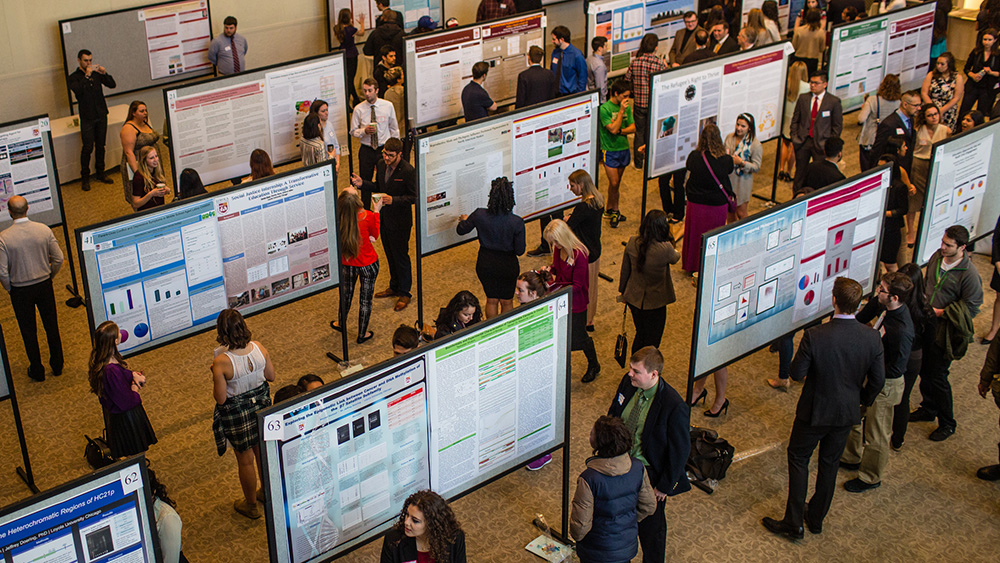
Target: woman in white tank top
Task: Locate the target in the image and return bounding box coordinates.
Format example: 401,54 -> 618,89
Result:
210,309 -> 276,520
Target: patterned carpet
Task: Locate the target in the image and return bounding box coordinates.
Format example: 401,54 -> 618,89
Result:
1,120 -> 998,562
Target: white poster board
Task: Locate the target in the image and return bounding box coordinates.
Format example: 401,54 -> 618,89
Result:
330,0 -> 442,37
405,11 -> 546,128
587,0 -> 697,77
915,119 -> 1000,264
0,116 -> 63,230
828,3 -> 935,112
417,91 -> 599,255
140,0 -> 212,80
164,52 -> 349,186
691,166 -> 892,379
647,42 -> 791,179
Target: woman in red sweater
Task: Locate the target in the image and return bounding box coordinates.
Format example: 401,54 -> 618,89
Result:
543,219 -> 600,382
334,187 -> 382,344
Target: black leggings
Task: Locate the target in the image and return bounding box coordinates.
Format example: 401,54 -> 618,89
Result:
346,56 -> 360,104
571,310 -> 599,371
628,304 -> 666,355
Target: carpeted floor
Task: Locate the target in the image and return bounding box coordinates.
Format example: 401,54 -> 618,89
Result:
1,116 -> 998,562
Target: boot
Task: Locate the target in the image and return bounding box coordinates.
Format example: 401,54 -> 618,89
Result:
581,338 -> 600,383
81,173 -> 91,192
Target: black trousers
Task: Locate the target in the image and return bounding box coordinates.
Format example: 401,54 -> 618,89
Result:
536,211 -> 564,250
633,106 -> 650,168
891,348 -> 923,445
918,343 -> 956,430
958,83 -> 998,119
637,465 -> 666,563
792,139 -> 823,192
570,310 -> 599,370
358,144 -> 383,207
628,304 -> 666,356
80,116 -> 108,178
657,170 -> 686,219
382,223 -> 412,296
783,419 -> 852,528
346,56 -> 360,105
10,279 -> 63,378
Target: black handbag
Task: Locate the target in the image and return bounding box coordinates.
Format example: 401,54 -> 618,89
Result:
85,433 -> 116,469
614,305 -> 628,368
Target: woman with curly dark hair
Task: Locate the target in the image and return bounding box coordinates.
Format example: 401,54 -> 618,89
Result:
433,290 -> 483,340
380,490 -> 466,563
456,176 -> 525,318
88,321 -> 157,459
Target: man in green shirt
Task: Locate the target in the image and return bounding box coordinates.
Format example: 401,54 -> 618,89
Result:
608,347 -> 691,563
599,79 -> 635,228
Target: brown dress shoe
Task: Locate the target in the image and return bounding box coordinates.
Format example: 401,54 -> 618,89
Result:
374,288 -> 398,298
394,296 -> 411,311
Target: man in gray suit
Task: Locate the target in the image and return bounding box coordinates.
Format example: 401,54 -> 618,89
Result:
762,277 -> 885,540
790,71 -> 843,192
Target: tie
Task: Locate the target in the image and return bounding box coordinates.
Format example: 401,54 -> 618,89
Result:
625,392 -> 647,437
230,37 -> 240,73
714,42 -> 721,53
369,104 -> 379,148
808,95 -> 819,137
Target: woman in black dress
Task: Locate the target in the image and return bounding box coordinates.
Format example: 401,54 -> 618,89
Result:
456,177 -> 526,318
565,170 -> 604,331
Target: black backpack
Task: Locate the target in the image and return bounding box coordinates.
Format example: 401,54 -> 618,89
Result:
687,427 -> 735,482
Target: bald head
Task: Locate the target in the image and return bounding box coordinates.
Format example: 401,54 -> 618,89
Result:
7,196 -> 28,219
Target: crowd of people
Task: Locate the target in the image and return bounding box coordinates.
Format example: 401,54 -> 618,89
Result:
5,1 -> 1000,562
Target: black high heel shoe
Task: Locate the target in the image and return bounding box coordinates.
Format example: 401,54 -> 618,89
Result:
689,389 -> 707,406
704,399 -> 730,417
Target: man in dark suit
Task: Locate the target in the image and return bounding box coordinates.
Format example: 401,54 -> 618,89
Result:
870,89 -> 920,173
351,138 -> 415,311
683,30 -> 714,64
796,137 -> 847,197
790,71 -> 843,192
515,46 -> 557,108
608,347 -> 691,563
708,20 -> 739,56
762,278 -> 885,540
669,12 -> 705,66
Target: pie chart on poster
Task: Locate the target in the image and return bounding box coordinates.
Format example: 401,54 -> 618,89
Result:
803,290 -> 815,306
799,275 -> 809,290
119,329 -> 129,343
134,323 -> 149,338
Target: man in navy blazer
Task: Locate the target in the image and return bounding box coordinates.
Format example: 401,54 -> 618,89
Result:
515,45 -> 558,109
609,347 -> 690,563
763,278 -> 885,540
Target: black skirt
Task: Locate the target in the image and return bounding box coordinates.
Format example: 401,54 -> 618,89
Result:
107,404 -> 158,459
476,247 -> 519,299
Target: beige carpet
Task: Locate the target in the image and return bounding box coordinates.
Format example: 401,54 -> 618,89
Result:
1,118 -> 998,562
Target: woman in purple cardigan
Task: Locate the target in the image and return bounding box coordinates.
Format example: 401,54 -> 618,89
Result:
543,219 -> 600,383
88,321 -> 157,458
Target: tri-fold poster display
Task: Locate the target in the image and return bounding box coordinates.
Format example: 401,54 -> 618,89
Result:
690,165 -> 893,383
913,119 -> 1000,265
76,162 -> 340,357
260,289 -> 572,563
827,3 -> 936,112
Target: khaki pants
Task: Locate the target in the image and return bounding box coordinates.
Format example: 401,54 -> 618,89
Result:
842,377 -> 905,484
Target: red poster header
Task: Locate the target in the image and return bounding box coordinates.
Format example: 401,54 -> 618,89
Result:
723,49 -> 784,74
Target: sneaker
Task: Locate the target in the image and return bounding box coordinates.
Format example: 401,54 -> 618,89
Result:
615,212 -> 627,224
609,211 -> 621,228
603,210 -> 615,221
526,245 -> 550,257
929,426 -> 955,441
909,407 -> 936,422
890,439 -> 904,451
526,454 -> 552,471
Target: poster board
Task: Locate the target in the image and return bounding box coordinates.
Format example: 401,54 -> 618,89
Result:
0,325 -> 11,401
416,91 -> 599,256
0,115 -> 64,230
405,10 -> 546,129
647,42 -> 792,179
828,3 -> 936,112
164,51 -> 349,187
587,0 -> 697,77
260,289 -> 571,563
328,0 -> 443,48
0,457 -> 160,562
913,119 -> 1000,264
690,165 -> 892,379
59,0 -> 214,107
76,162 -> 339,357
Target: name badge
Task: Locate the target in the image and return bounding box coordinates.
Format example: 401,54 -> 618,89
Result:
552,57 -> 559,65
821,110 -> 830,117
896,128 -> 904,135
500,3 -> 507,7
618,393 -> 625,405
224,45 -> 231,51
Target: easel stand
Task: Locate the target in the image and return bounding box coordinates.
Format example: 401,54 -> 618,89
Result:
1,326 -> 39,493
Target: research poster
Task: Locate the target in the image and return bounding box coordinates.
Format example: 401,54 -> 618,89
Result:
691,167 -> 891,379
648,43 -> 790,179
331,0 -> 441,33
417,92 -> 598,255
916,121 -> 1000,264
261,291 -> 569,563
166,53 -> 348,186
588,0 -> 696,76
140,0 -> 212,81
0,117 -> 58,228
78,165 -> 338,355
0,460 -> 158,563
406,12 -> 545,128
829,3 -> 935,112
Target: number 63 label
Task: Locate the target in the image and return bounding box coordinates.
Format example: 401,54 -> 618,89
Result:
263,414 -> 284,441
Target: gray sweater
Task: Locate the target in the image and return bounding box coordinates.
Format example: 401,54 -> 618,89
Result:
0,218 -> 63,291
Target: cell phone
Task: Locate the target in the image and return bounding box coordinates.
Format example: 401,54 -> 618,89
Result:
327,144 -> 335,153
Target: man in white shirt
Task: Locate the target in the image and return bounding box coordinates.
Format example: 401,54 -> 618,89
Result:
350,78 -> 400,206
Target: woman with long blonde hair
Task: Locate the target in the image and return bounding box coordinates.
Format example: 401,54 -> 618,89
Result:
780,61 -> 810,181
565,169 -> 604,330
131,145 -> 170,211
543,219 -> 600,382
334,186 -> 382,343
